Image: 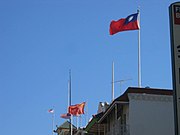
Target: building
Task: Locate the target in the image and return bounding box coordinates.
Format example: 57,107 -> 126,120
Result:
85,112 -> 104,135
54,121 -> 77,135
86,87 -> 174,135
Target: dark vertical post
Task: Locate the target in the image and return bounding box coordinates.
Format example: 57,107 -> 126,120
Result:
169,2 -> 180,135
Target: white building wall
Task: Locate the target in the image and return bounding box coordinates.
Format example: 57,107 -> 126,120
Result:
128,93 -> 174,135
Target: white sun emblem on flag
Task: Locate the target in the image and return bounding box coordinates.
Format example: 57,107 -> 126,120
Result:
128,16 -> 134,22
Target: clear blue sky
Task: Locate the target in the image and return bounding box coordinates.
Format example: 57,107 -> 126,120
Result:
0,0 -> 177,135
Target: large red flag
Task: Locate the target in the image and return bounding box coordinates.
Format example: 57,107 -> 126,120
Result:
109,13 -> 140,35
68,102 -> 86,116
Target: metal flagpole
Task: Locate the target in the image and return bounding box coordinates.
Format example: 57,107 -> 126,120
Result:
85,101 -> 88,126
80,115 -> 82,128
48,108 -> 55,135
68,80 -> 70,112
71,115 -> 73,135
112,61 -> 114,101
137,9 -> 141,87
76,116 -> 79,129
52,111 -> 55,135
68,70 -> 72,135
69,69 -> 72,107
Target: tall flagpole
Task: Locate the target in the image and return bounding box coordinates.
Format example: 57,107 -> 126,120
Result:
68,80 -> 70,112
137,9 -> 141,87
69,69 -> 72,107
76,116 -> 79,129
52,110 -> 55,135
85,100 -> 88,126
68,70 -> 73,135
112,61 -> 114,101
80,115 -> 82,128
48,108 -> 55,135
71,115 -> 73,135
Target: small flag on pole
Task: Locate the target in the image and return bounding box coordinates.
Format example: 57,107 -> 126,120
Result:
60,113 -> 71,119
68,102 -> 86,116
109,13 -> 140,35
48,109 -> 54,113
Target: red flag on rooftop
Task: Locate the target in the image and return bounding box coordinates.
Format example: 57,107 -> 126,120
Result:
109,13 -> 140,35
68,102 -> 86,116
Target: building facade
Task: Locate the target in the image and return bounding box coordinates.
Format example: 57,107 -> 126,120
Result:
87,87 -> 174,135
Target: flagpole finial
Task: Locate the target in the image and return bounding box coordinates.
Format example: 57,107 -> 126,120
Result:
137,6 -> 140,13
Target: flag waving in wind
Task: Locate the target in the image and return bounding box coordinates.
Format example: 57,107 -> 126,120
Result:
109,13 -> 140,35
48,109 -> 54,113
60,113 -> 71,119
68,102 -> 86,116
